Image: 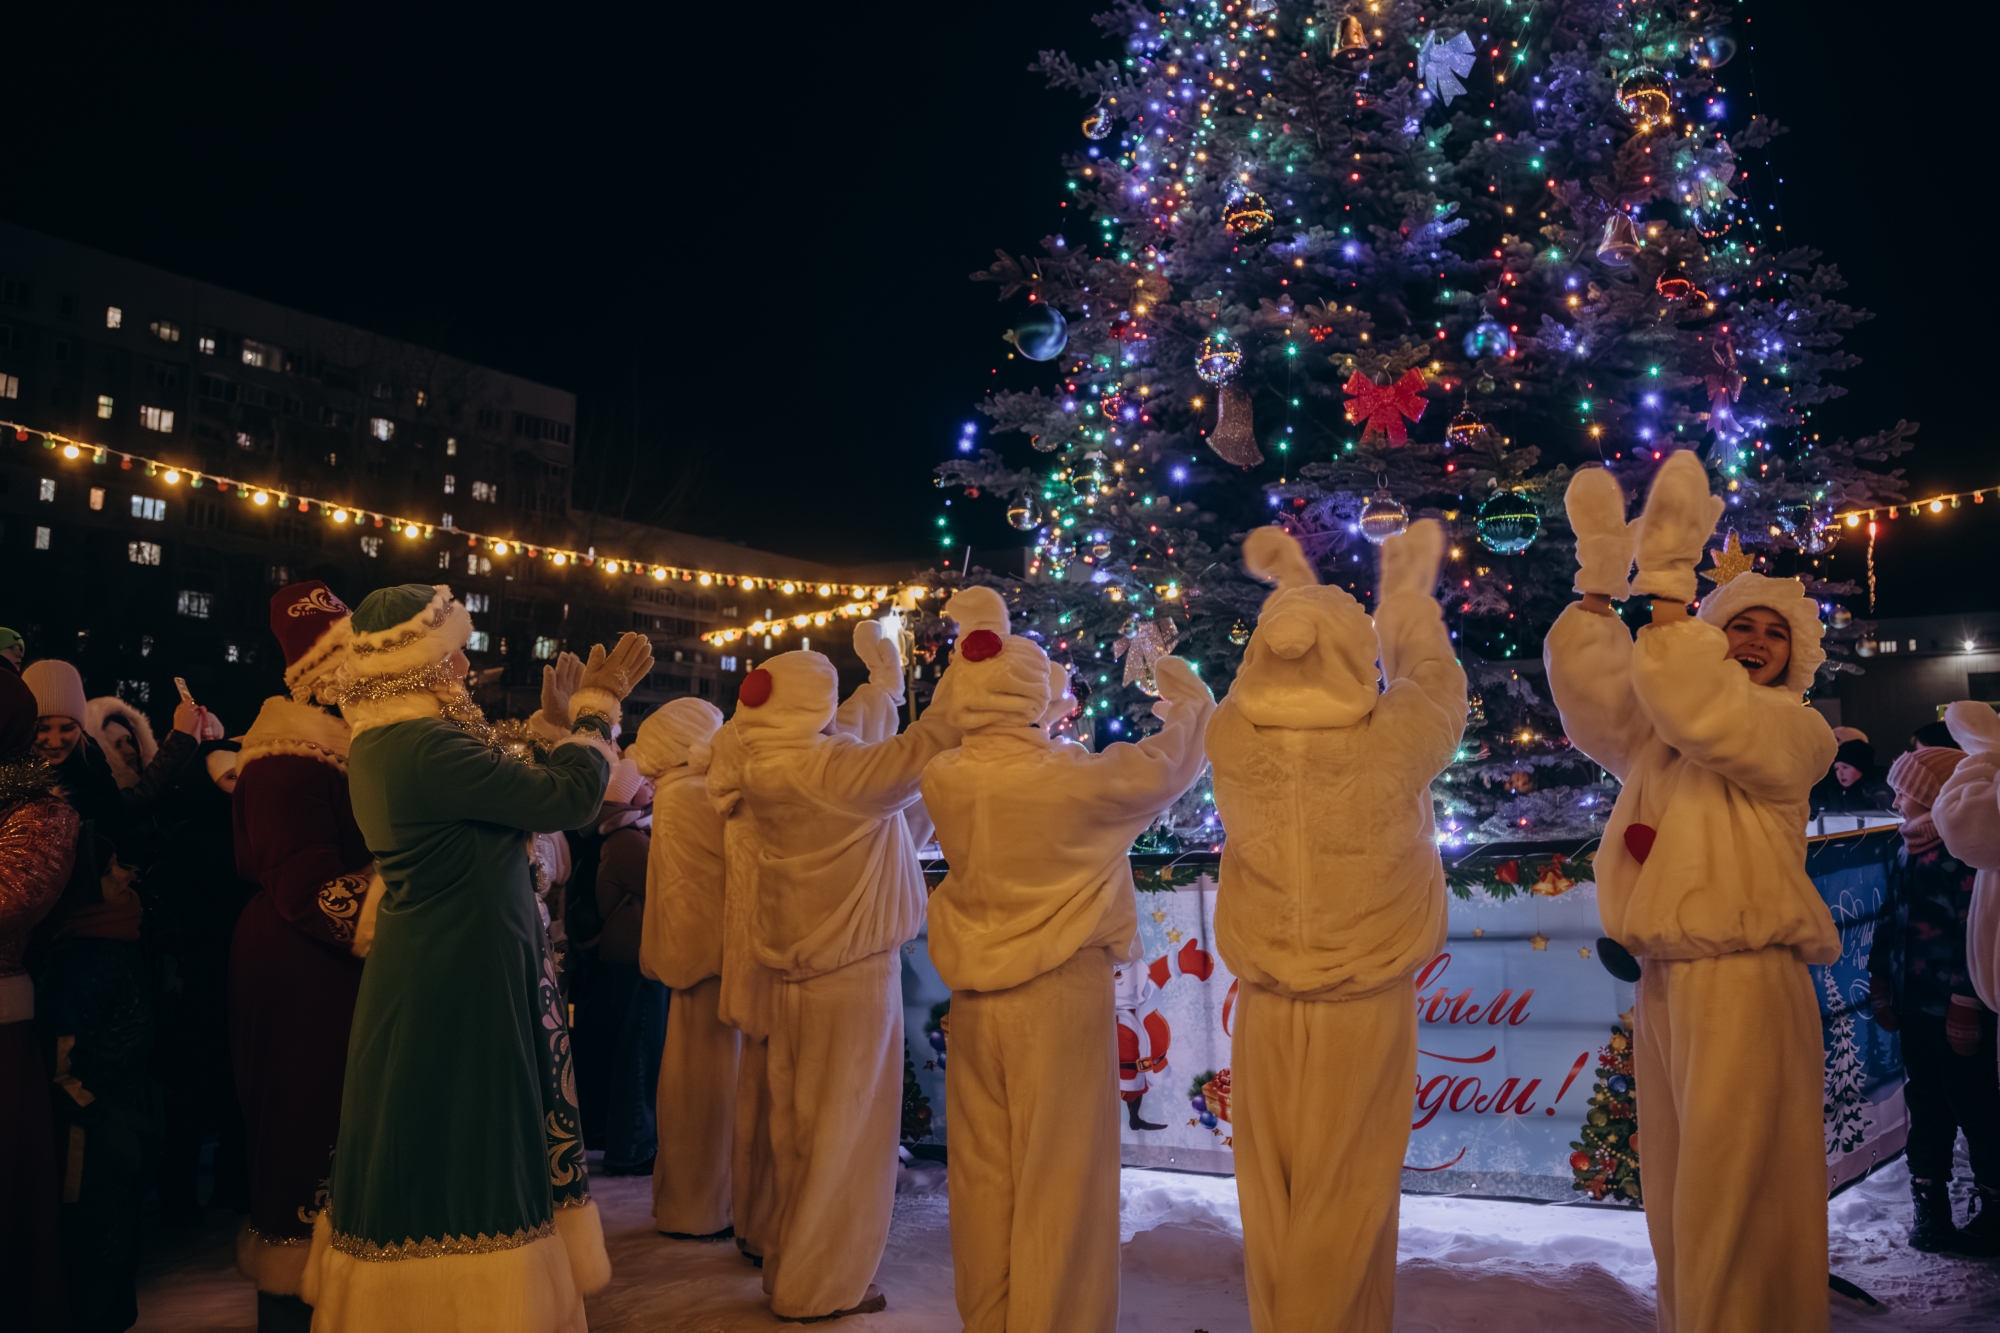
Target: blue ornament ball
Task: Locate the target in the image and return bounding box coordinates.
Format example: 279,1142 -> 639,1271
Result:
927,1029 -> 947,1053
1190,1095 -> 1208,1114
1607,1074 -> 1631,1095
1463,319 -> 1515,359
1012,305 -> 1069,362
1476,490 -> 1542,555
1200,1112 -> 1219,1128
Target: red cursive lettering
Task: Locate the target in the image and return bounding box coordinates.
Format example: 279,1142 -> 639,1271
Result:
1413,953 -> 1534,1027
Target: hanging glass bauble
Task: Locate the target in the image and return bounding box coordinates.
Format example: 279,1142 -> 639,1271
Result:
1697,32 -> 1737,69
1070,467 -> 1103,499
1229,619 -> 1251,646
1223,192 -> 1274,241
1359,489 -> 1411,545
1196,333 -> 1243,385
1476,490 -> 1542,554
1597,213 -> 1642,267
1800,521 -> 1838,555
1007,499 -> 1039,531
1444,407 -> 1490,450
1617,70 -> 1673,131
1463,320 -> 1515,359
1099,389 -> 1126,422
1090,539 -> 1112,561
1831,606 -> 1853,629
1083,102 -> 1113,140
1655,265 -> 1704,303
1010,304 -> 1069,361
1332,14 -> 1369,60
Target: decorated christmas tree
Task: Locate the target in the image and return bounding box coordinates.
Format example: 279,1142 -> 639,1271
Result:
924,0 -> 1910,844
1569,1017 -> 1641,1204
1820,968 -> 1866,1157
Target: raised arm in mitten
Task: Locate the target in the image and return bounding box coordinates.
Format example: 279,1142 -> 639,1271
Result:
1933,705 -> 2000,872
1629,451 -> 1723,606
570,633 -> 656,734
1088,657 -> 1215,819
528,652 -> 585,745
1374,518 -> 1466,722
1566,467 -> 1640,606
820,703 -> 964,816
1544,470 -> 1651,778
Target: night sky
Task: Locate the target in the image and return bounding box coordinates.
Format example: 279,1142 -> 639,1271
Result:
4,3 -> 1983,615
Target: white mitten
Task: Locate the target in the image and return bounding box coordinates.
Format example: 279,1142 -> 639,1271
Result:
1149,656 -> 1215,722
1630,451 -> 1723,603
853,621 -> 906,705
1946,700 -> 2000,757
1565,469 -> 1639,598
1377,518 -> 1445,603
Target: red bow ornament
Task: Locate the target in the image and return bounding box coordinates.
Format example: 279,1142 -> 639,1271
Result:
1342,369 -> 1428,446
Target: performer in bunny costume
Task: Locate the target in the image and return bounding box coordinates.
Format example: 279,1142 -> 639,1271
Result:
1939,699 -> 2000,1086
732,646 -> 960,1320
1206,520 -> 1464,1333
1547,454 -> 1838,1333
923,587 -> 1214,1333
628,697 -> 732,1239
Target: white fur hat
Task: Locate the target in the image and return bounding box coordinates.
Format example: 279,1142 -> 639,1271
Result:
1233,526 -> 1382,729
734,651 -> 839,739
629,697 -> 724,777
943,586 -> 1010,638
1695,571 -> 1826,697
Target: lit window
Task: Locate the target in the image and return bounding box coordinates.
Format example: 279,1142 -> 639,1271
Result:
416,390 -> 428,408
237,432 -> 255,450
721,655 -> 738,672
360,536 -> 382,558
225,643 -> 240,663
98,394 -> 115,419
464,593 -> 490,613
150,320 -> 180,342
197,336 -> 215,355
89,487 -> 105,511
128,540 -> 162,564
441,512 -> 454,530
475,556 -> 492,575
119,679 -> 150,703
467,631 -> 492,652
0,372 -> 17,399
241,339 -> 275,368
801,638 -> 811,652
369,417 -> 395,442
471,480 -> 496,502
177,590 -> 211,617
106,306 -> 122,328
267,565 -> 290,584
445,437 -> 458,456
533,636 -> 558,660
132,496 -> 166,521
141,406 -> 175,433
34,526 -> 51,550
38,478 -> 55,502
443,474 -> 456,494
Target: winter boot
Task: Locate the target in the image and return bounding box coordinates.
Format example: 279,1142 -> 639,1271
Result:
1126,1096 -> 1166,1132
1909,1177 -> 1959,1253
1949,1186 -> 2000,1258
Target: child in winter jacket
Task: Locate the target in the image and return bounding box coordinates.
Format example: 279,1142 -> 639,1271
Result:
922,586 -> 1215,1333
1546,454 -> 1838,1333
1869,744 -> 2000,1254
1206,519 -> 1465,1333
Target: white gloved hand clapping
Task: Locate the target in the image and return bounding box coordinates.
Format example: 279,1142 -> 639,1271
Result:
1565,468 -> 1639,599
1630,451 -> 1723,604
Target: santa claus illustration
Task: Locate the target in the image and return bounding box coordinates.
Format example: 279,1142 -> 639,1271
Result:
1114,936 -> 1215,1130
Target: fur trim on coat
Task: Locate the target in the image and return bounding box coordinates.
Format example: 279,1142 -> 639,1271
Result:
85,696 -> 158,789
239,697 -> 352,771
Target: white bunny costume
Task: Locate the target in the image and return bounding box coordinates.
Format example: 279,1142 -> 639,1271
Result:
1938,700 -> 2000,1078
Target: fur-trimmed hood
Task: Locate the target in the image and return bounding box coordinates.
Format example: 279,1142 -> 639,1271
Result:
86,696 -> 158,789
343,584 -> 474,683
1695,570 -> 1827,698
239,696 -> 351,771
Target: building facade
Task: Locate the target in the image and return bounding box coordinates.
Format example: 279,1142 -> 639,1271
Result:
2,222 -> 870,733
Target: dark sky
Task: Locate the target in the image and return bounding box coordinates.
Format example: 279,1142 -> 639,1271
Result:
5,3 -> 1983,615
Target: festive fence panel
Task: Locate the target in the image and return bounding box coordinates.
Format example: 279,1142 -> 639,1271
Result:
899,832 -> 1906,1204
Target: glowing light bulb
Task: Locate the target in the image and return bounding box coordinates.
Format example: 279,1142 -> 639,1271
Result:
1844,513 -> 1860,528
404,523 -> 420,538
782,582 -> 797,595
492,541 -> 508,555
652,567 -> 667,581
1929,499 -> 1943,513
699,573 -> 713,586
552,553 -> 567,566
333,508 -> 349,523
253,490 -> 269,505
62,443 -> 81,459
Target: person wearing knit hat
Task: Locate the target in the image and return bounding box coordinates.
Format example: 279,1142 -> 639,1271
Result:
27,658 -> 205,840
0,638 -> 78,1331
922,584 -> 1215,1333
1812,735 -> 1895,817
1548,455 -> 1840,1331
630,698 -> 738,1239
730,641 -> 961,1321
1868,743 -> 2000,1254
227,579 -> 375,1326
1203,521 -> 1464,1333
298,584 -> 651,1333
0,627 -> 24,671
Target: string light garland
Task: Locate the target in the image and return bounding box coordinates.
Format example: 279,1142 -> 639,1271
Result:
1834,484 -> 1996,525
7,417 -> 889,600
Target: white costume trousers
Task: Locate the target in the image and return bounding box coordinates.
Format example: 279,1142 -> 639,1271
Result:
731,1034 -> 779,1264
947,948 -> 1121,1333
1232,977 -> 1415,1333
765,950 -> 902,1318
1636,948 -> 1828,1333
652,975 -> 739,1237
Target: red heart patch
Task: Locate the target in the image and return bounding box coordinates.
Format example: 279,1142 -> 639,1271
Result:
1623,823 -> 1658,864
738,668 -> 774,708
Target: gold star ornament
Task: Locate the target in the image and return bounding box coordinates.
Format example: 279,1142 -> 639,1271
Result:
1166,927 -> 1184,946
1151,909 -> 1167,924
1702,530 -> 1755,587
1529,932 -> 1550,952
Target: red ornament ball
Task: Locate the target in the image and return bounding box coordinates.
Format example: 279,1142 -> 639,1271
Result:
1569,1151 -> 1593,1172
739,668 -> 774,708
960,630 -> 1003,662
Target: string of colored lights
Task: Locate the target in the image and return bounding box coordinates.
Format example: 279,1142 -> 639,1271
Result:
1835,485 -> 1996,524
5,416 -> 893,601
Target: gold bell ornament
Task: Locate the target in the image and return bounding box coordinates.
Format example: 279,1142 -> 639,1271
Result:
1207,383 -> 1264,468
1332,15 -> 1369,60
1596,213 -> 1641,267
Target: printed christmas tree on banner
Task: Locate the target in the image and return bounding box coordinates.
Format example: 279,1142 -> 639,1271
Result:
1569,1015 -> 1640,1204
1820,967 -> 1866,1157
925,0 -> 1911,847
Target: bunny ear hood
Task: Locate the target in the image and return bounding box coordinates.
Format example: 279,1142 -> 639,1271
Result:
733,650 -> 839,739
940,634 -> 1053,735
1232,527 -> 1382,729
1695,571 -> 1826,697
943,586 -> 1011,637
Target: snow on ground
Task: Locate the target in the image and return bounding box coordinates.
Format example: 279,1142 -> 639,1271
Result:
134,1156 -> 2000,1332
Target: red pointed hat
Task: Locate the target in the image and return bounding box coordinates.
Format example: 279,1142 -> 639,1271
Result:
271,581 -> 353,701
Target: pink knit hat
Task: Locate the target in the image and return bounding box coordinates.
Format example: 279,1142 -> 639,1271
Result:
1886,746 -> 1966,811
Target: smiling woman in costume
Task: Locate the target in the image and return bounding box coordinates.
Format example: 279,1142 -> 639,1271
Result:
1545,455 -> 1838,1333
298,584 -> 651,1333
